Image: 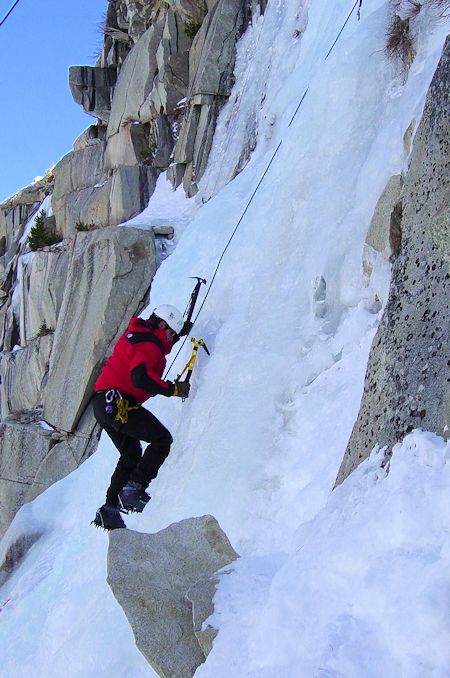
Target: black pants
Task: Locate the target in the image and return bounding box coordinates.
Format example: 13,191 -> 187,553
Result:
93,393 -> 173,506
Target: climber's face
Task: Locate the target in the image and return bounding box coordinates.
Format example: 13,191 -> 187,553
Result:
158,319 -> 176,342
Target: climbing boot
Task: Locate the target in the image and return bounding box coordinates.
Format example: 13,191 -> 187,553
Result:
92,504 -> 126,530
118,484 -> 151,513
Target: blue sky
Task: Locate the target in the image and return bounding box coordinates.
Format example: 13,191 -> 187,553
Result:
0,0 -> 108,202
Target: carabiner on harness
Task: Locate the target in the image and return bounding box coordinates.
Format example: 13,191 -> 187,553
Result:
105,389 -> 120,414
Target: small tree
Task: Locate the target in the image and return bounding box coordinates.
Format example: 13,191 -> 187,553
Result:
37,322 -> 53,337
28,210 -> 61,251
385,14 -> 414,62
75,220 -> 98,232
183,16 -> 202,40
28,210 -> 48,250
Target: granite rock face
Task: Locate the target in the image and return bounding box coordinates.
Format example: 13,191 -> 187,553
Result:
335,37 -> 450,486
0,420 -> 57,538
68,0 -> 245,197
52,142 -> 158,235
105,7 -> 190,137
0,0 -> 248,538
0,412 -> 100,539
364,174 -> 403,261
43,225 -> 156,432
0,302 -> 18,354
107,515 -> 238,678
18,247 -> 69,344
69,65 -> 118,124
186,573 -> 224,656
73,124 -> 107,152
0,335 -> 53,420
123,0 -> 155,43
0,178 -> 53,267
170,0 -> 246,195
26,407 -> 100,503
52,143 -> 107,236
0,220 -> 153,534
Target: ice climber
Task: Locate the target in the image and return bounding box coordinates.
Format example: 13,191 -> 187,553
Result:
91,305 -> 190,530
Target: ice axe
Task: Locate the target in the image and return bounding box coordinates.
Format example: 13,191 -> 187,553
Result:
175,337 -> 210,400
181,276 -> 206,335
163,276 -> 207,379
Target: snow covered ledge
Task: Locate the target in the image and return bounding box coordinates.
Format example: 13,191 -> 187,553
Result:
107,515 -> 238,678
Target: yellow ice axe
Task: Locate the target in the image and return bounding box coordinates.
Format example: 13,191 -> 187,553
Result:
175,338 -> 210,389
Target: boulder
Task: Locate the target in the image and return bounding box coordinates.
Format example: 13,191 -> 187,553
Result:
69,65 -> 118,124
121,0 -> 210,46
3,181 -> 50,209
43,225 -> 157,432
335,38 -> 450,486
0,335 -> 53,420
106,116 -> 175,173
0,263 -> 12,300
186,573 -> 225,656
107,515 -> 238,678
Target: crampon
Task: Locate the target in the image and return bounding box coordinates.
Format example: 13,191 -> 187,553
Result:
91,504 -> 126,530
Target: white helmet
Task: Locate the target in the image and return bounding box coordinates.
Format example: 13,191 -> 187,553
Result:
153,304 -> 184,334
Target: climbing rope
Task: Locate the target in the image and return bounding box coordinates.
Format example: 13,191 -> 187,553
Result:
165,0 -> 363,378
0,0 -> 20,28
325,0 -> 363,60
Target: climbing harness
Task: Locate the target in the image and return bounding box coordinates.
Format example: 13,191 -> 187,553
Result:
104,389 -> 140,424
175,338 -> 210,399
115,398 -> 140,424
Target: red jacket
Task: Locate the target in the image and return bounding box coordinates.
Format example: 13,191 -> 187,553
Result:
94,317 -> 175,402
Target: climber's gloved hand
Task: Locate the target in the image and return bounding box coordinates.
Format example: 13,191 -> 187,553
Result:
172,381 -> 190,399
